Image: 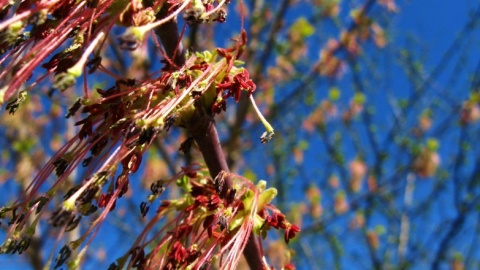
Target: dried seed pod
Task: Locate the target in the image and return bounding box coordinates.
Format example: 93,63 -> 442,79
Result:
53,158 -> 69,176
54,245 -> 72,269
49,207 -> 75,227
140,202 -> 149,217
65,97 -> 82,118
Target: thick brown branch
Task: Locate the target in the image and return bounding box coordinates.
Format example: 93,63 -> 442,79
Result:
187,110 -> 264,269
155,4 -> 186,67
187,111 -> 232,195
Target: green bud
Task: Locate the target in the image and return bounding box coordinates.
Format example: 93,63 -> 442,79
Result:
257,188 -> 277,211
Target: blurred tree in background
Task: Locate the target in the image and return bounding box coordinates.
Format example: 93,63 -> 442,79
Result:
1,0 -> 480,269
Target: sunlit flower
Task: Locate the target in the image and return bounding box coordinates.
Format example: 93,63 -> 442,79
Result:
284,223 -> 300,244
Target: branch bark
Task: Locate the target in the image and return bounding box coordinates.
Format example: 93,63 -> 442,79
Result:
155,4 -> 265,269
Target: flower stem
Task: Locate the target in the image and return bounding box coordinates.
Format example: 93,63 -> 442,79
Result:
249,95 -> 275,143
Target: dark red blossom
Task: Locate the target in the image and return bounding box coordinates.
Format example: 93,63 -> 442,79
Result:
203,214 -> 215,237
186,247 -> 201,264
195,195 -> 209,205
121,152 -> 142,173
203,214 -> 215,230
190,185 -> 206,197
7,208 -> 25,227
17,0 -> 36,14
172,224 -> 192,239
236,70 -> 255,99
216,79 -> 233,91
216,47 -> 235,58
98,193 -> 116,210
215,69 -> 256,105
191,62 -> 210,72
170,241 -> 187,264
125,124 -> 141,140
207,194 -> 221,211
284,223 -> 300,244
265,210 -> 287,229
5,91 -> 27,115
211,98 -> 227,115
213,9 -> 227,23
87,56 -> 102,74
116,174 -> 129,197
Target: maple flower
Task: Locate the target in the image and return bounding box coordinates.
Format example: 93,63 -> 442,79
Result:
284,223 -> 300,244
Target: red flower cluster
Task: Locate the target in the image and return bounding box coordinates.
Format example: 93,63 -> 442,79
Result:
217,69 -> 256,103
261,208 -> 301,244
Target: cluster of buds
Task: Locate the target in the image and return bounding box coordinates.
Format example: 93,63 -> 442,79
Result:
412,138 -> 440,178
109,169 -> 299,269
0,0 -> 232,107
0,1 -> 284,268
183,0 -> 229,25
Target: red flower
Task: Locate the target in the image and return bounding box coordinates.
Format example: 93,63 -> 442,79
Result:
265,210 -> 287,229
284,223 -> 300,244
203,214 -> 215,238
172,224 -> 192,239
211,98 -> 227,114
98,193 -> 116,210
207,194 -> 221,211
170,241 -> 187,263
217,69 -> 257,103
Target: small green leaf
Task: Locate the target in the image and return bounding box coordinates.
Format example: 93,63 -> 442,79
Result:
243,169 -> 257,182
426,138 -> 439,151
353,92 -> 366,104
374,225 -> 386,235
290,17 -> 315,38
297,140 -> 309,150
329,87 -> 341,101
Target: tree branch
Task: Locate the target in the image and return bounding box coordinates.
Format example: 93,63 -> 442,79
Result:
155,4 -> 265,269
154,4 -> 186,68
